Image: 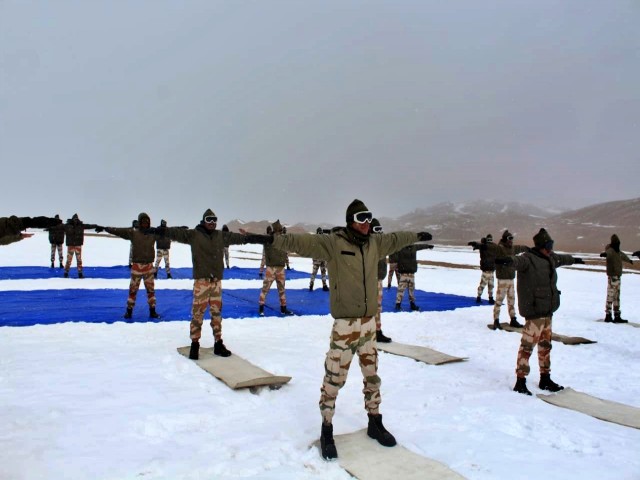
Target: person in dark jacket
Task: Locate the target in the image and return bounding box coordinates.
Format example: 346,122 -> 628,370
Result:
96,213 -> 161,320
63,213 -> 99,278
600,234 -> 633,323
160,209 -> 251,359
222,224 -> 231,268
1,215 -> 60,246
154,219 -> 172,279
387,251 -> 399,289
394,242 -> 434,311
496,228 -> 584,396
258,220 -> 294,316
309,227 -> 329,291
256,199 -> 432,460
468,234 -> 496,304
128,219 -> 139,268
492,230 -> 529,329
372,218 -> 392,343
48,214 -> 65,268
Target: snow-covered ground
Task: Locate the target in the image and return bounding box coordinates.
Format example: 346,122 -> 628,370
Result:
1,233 -> 639,480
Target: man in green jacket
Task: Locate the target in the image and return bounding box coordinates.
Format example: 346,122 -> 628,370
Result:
600,234 -> 633,323
63,213 -> 99,279
394,242 -> 434,311
161,209 -> 249,360
496,228 -> 584,396
265,199 -> 432,460
258,220 -> 293,316
97,213 -> 161,320
492,230 -> 529,329
1,215 -> 60,246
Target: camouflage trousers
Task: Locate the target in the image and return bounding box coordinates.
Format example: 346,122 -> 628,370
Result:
191,278 -> 223,342
395,273 -> 416,304
223,247 -> 230,268
516,316 -> 552,377
493,279 -> 516,319
387,263 -> 398,287
259,266 -> 287,306
476,271 -> 495,298
50,244 -> 63,264
127,263 -> 156,308
319,315 -> 380,424
605,276 -> 621,315
310,259 -> 328,287
154,249 -> 171,275
375,280 -> 383,330
129,244 -> 133,266
65,246 -> 83,273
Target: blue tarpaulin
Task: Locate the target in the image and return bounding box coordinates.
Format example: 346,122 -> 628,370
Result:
0,286 -> 475,327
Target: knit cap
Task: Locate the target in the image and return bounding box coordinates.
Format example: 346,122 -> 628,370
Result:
533,228 -> 553,248
346,199 -> 369,224
202,209 -> 216,221
271,219 -> 283,233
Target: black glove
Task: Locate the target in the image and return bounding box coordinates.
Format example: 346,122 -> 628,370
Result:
426,244 -> 434,249
573,257 -> 585,264
20,216 -> 60,229
417,232 -> 432,241
468,241 -> 479,250
95,226 -> 105,233
495,257 -> 513,265
633,250 -> 640,259
599,252 -> 606,258
244,234 -> 273,245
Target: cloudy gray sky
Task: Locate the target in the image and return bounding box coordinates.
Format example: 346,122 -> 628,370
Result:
1,1 -> 638,227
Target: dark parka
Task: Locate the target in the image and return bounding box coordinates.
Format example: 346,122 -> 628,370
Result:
105,227 -> 158,264
396,244 -> 432,274
602,247 -> 632,277
263,242 -> 289,267
48,223 -> 65,245
495,240 -> 529,280
274,228 -> 418,319
165,225 -> 245,280
64,216 -> 97,247
0,216 -> 24,246
511,248 -> 576,320
472,239 -> 497,272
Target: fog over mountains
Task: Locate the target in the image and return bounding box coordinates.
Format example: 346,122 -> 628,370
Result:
227,197 -> 640,253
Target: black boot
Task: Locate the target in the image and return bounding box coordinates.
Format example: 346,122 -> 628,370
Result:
124,307 -> 133,319
322,284 -> 329,292
259,305 -> 265,317
149,307 -> 160,319
604,312 -> 613,323
281,305 -> 294,316
167,273 -> 172,279
492,319 -> 502,330
513,377 -> 532,396
153,271 -> 158,279
376,330 -> 392,343
510,317 -> 523,328
367,414 -> 396,447
539,373 -> 564,392
394,303 -> 401,311
214,339 -> 232,357
475,296 -> 481,304
488,296 -> 495,305
410,302 -> 420,311
64,271 -> 69,278
189,341 -> 200,360
613,312 -> 628,324
59,262 -> 63,269
50,262 -> 54,268
320,422 -> 338,460
78,272 -> 84,279
309,283 -> 314,291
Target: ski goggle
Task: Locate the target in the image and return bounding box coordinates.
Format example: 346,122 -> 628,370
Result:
204,216 -> 218,224
352,211 -> 373,224
372,225 -> 383,233
506,235 -> 514,241
544,240 -> 554,251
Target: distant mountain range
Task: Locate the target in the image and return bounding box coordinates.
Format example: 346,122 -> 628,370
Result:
227,198 -> 640,253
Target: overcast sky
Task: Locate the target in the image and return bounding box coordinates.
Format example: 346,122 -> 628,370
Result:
1,1 -> 638,227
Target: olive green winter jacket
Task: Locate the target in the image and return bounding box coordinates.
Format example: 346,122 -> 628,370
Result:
0,216 -> 24,246
106,227 -> 157,264
494,241 -> 529,280
274,228 -> 418,319
603,247 -> 632,277
511,248 -> 576,320
166,225 -> 245,280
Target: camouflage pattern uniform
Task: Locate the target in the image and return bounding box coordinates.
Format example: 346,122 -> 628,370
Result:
63,214 -> 98,277
272,200 -> 421,424
259,221 -> 289,308
601,234 -> 633,320
508,230 -> 577,379
387,252 -> 399,288
154,220 -> 171,277
105,213 -> 158,310
310,228 -> 328,290
469,234 -> 496,300
164,209 -> 246,342
395,244 -> 433,307
493,231 -> 528,322
48,215 -> 65,267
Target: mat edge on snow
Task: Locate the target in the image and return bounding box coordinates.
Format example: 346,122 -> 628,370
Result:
486,323 -> 596,344
537,387 -> 640,430
177,346 -> 291,389
377,342 -> 467,365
